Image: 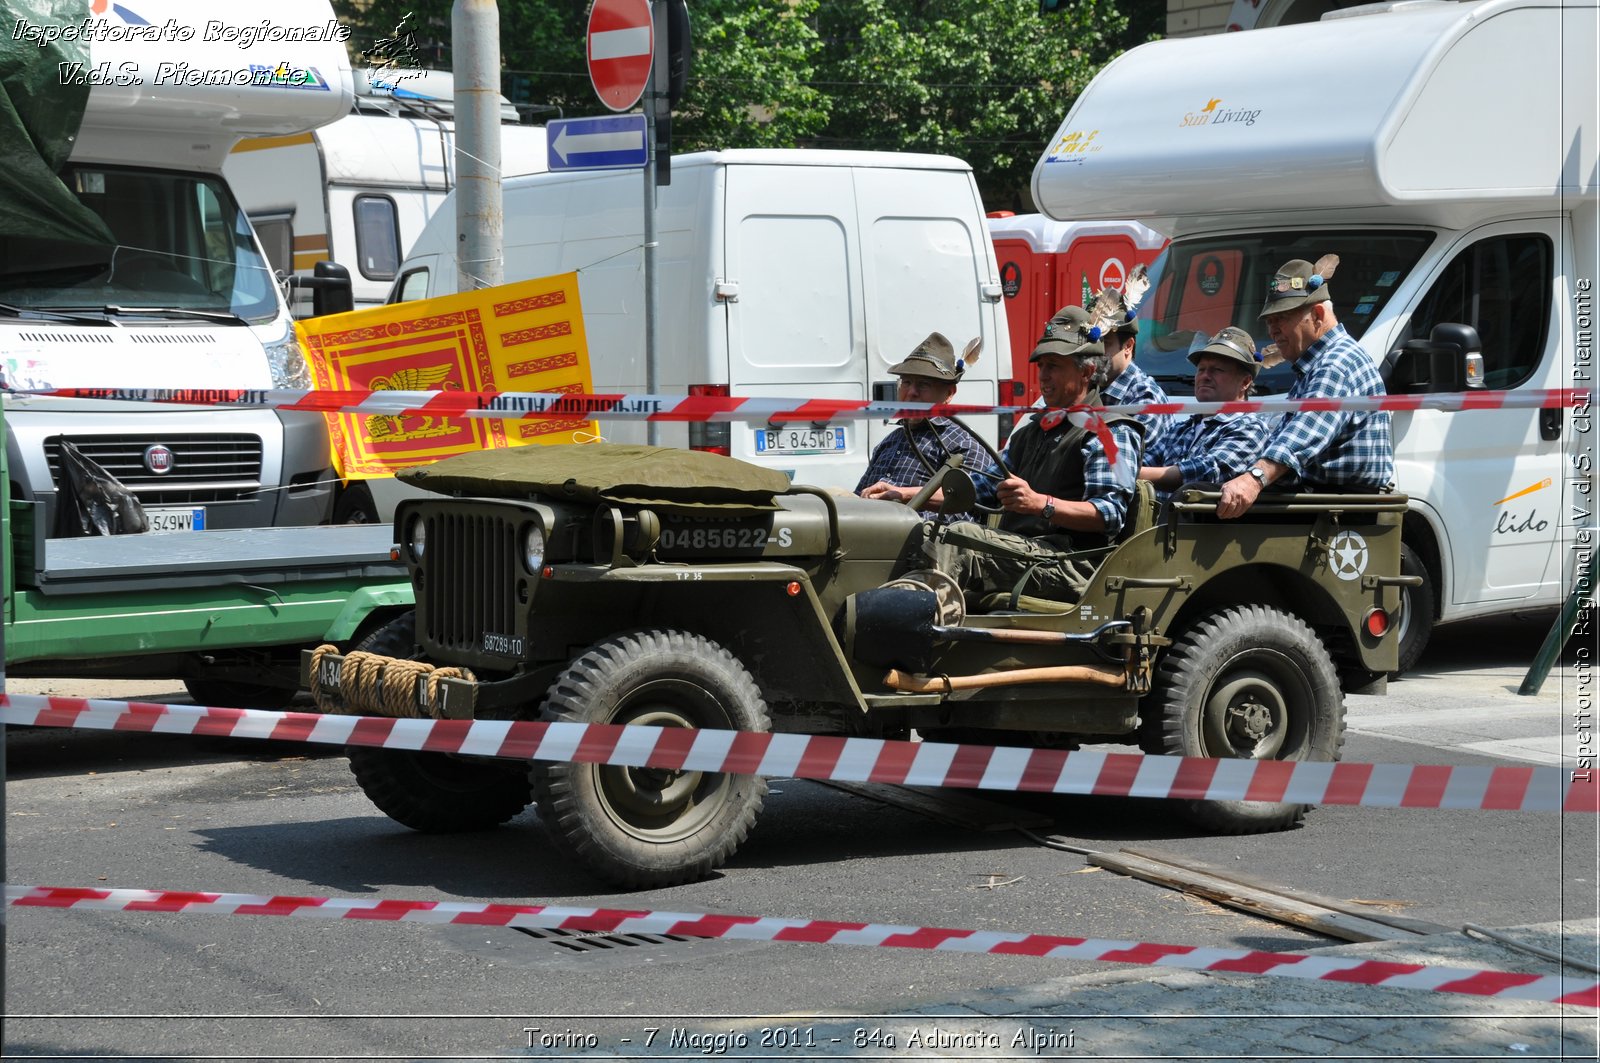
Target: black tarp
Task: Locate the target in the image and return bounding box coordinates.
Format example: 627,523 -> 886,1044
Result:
0,0 -> 115,243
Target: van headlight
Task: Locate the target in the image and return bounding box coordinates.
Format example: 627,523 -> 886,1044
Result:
524,522 -> 546,571
408,514 -> 427,560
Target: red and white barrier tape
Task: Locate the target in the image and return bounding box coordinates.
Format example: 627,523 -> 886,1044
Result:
8,884 -> 1595,1007
5,694 -> 1595,814
16,386 -> 1590,423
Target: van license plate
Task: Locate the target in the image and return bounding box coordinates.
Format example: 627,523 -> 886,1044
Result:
146,507 -> 205,533
754,427 -> 848,455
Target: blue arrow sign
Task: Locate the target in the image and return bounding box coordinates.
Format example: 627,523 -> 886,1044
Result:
547,115 -> 649,172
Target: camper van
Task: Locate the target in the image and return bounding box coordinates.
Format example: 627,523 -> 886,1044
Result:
1032,0 -> 1598,669
1,0 -> 354,532
392,149 -> 1012,491
225,69 -> 548,312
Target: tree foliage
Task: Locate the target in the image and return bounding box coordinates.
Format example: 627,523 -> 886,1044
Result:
332,0 -> 1149,209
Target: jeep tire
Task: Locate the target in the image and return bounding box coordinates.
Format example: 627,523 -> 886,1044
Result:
345,611 -> 534,832
532,630 -> 769,890
1394,542 -> 1434,675
1148,604 -> 1345,833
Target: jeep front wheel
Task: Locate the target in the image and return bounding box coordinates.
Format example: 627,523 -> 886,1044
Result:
532,630 -> 769,889
1148,605 -> 1345,833
346,611 -> 534,833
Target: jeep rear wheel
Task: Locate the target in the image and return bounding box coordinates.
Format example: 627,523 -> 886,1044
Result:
1148,605 -> 1345,833
345,611 -> 534,833
532,630 -> 769,889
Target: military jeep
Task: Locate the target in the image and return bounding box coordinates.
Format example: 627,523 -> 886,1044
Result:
306,442 -> 1407,889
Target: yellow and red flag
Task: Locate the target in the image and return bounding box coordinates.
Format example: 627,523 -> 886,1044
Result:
296,274 -> 598,479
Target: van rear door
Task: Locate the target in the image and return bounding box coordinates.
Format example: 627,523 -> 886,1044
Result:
853,165 -> 1001,456
722,164 -> 866,490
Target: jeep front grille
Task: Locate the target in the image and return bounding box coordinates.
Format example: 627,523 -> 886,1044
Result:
422,510 -> 519,655
45,434 -> 264,505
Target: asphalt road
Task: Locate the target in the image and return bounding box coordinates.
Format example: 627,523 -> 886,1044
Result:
2,614 -> 1594,1060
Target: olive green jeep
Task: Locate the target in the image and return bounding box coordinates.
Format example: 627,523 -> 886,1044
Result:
306,442 -> 1408,888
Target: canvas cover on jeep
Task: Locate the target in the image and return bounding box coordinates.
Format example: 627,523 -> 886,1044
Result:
399,443 -> 793,513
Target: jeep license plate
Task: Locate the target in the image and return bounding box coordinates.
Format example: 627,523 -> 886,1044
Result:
146,506 -> 205,533
754,426 -> 848,455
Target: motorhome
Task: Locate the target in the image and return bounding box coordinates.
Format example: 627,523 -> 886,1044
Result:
1032,0 -> 1598,669
1,0 -> 354,532
392,149 -> 1013,491
225,69 -> 548,312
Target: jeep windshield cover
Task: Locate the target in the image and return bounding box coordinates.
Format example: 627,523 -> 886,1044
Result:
1136,229 -> 1434,395
0,164 -> 280,325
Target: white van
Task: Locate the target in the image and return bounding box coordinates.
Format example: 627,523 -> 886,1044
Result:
225,69 -> 548,312
392,149 -> 1012,490
1031,0 -> 1597,669
1,0 -> 355,532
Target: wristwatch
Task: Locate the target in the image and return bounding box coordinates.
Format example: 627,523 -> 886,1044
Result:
1041,496 -> 1057,522
1248,466 -> 1269,486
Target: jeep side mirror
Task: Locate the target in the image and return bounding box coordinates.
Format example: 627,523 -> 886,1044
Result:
1382,322 -> 1483,394
288,261 -> 355,318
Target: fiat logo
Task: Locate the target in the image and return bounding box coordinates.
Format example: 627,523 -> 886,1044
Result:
143,445 -> 176,475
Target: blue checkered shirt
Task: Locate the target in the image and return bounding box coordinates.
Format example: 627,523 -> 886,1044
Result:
1260,324 -> 1394,489
856,417 -> 1000,522
1145,412 -> 1272,500
1102,361 -> 1170,447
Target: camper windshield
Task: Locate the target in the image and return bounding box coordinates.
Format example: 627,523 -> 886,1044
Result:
0,165 -> 280,324
1135,230 -> 1434,395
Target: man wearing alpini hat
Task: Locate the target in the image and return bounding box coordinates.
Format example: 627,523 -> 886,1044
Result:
1217,255 -> 1394,518
1139,326 -> 1270,501
937,305 -> 1143,602
857,332 -> 998,522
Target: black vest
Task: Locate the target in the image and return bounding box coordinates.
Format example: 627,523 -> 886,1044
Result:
1000,389 -> 1141,548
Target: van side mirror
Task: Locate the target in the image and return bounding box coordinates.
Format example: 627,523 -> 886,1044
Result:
1382,322 -> 1483,394
288,261 -> 355,318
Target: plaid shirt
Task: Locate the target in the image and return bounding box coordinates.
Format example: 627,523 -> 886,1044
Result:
1261,324 -> 1394,489
856,417 -> 1000,522
1145,412 -> 1271,500
1102,361 -> 1170,447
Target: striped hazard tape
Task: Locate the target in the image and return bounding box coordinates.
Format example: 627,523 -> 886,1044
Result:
16,385 -> 1590,423
8,885 -> 1596,1007
4,694 -> 1596,814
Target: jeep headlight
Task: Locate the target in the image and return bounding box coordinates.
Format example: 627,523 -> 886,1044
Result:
408,514 -> 427,560
523,522 -> 546,571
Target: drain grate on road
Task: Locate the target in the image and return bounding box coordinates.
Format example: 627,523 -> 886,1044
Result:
512,925 -> 694,954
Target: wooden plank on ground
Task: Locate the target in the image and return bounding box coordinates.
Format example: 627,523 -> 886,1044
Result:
1123,846 -> 1455,936
1087,850 -> 1426,943
817,781 -> 1053,832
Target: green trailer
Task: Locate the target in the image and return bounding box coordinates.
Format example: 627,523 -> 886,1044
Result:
2,413 -> 413,707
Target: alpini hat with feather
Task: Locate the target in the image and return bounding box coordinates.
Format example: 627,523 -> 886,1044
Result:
1260,254 -> 1340,317
889,332 -> 981,382
1030,305 -> 1103,362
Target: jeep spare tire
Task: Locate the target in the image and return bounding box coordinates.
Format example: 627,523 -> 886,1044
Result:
532,629 -> 769,890
1148,604 -> 1345,833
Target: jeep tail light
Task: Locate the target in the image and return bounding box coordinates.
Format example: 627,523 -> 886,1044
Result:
689,383 -> 731,454
997,377 -> 1026,447
1365,607 -> 1389,638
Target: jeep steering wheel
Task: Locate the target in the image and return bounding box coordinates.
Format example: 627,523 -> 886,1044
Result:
901,413 -> 1012,515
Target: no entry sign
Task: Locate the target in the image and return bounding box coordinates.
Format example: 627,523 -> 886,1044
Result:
587,0 -> 654,112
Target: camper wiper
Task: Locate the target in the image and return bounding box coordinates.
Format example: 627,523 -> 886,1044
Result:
102,304 -> 249,325
0,300 -> 113,326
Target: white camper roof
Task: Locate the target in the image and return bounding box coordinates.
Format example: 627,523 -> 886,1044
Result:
1032,0 -> 1598,230
316,115 -> 549,188
73,0 -> 353,169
